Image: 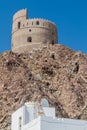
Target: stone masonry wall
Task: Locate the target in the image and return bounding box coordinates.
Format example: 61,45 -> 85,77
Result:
12,9 -> 58,53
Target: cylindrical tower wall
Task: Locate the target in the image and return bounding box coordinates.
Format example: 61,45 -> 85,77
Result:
12,9 -> 58,53
12,9 -> 28,35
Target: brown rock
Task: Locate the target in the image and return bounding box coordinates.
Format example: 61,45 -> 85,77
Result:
0,44 -> 87,129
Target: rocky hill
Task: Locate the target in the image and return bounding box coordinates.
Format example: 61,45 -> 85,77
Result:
0,44 -> 87,130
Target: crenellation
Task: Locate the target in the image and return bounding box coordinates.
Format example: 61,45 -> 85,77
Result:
12,9 -> 58,53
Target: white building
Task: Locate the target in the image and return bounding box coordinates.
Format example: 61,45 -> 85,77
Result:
11,99 -> 87,130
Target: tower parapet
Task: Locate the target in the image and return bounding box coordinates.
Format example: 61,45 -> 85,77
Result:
12,9 -> 58,53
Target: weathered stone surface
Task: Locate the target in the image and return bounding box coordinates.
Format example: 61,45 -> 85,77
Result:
12,9 -> 58,53
0,44 -> 87,129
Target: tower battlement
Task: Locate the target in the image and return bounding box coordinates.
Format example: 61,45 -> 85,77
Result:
13,9 -> 28,21
12,9 -> 58,53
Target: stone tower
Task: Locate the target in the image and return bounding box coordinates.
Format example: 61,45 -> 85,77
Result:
12,9 -> 58,53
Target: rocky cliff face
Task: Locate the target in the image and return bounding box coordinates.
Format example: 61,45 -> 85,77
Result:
0,44 -> 87,130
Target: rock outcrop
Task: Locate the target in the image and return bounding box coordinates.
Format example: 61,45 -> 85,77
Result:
0,44 -> 87,130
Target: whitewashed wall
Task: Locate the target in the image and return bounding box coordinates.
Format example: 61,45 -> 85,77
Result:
11,102 -> 87,130
41,116 -> 87,130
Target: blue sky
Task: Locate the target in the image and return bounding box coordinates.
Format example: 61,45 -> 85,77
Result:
0,0 -> 87,53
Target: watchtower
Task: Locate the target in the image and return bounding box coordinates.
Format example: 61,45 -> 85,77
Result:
12,9 -> 58,53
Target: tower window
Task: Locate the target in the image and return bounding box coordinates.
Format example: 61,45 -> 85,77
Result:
52,40 -> 55,45
52,32 -> 54,35
27,37 -> 32,42
36,21 -> 39,25
29,29 -> 31,32
18,22 -> 21,29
